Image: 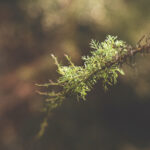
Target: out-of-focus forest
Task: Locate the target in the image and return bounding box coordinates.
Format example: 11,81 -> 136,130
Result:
0,0 -> 150,150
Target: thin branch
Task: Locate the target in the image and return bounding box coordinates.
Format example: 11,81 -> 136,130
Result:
84,39 -> 150,83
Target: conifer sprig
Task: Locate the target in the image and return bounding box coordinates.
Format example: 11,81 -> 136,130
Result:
37,35 -> 150,106
36,35 -> 150,137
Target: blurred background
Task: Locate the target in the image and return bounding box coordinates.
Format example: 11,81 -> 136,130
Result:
0,0 -> 150,150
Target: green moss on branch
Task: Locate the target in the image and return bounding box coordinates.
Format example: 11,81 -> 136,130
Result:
36,34 -> 150,138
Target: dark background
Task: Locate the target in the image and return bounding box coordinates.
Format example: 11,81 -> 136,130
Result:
0,0 -> 150,150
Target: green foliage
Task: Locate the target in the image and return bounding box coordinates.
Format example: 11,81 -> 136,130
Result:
37,35 -> 128,109
36,34 -> 150,137
52,35 -> 127,101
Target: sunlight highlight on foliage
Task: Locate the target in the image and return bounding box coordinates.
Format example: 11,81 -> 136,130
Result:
36,34 -> 150,137
52,35 -> 127,100
36,35 -> 128,113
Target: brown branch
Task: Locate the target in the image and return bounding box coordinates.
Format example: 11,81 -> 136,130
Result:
84,38 -> 150,83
